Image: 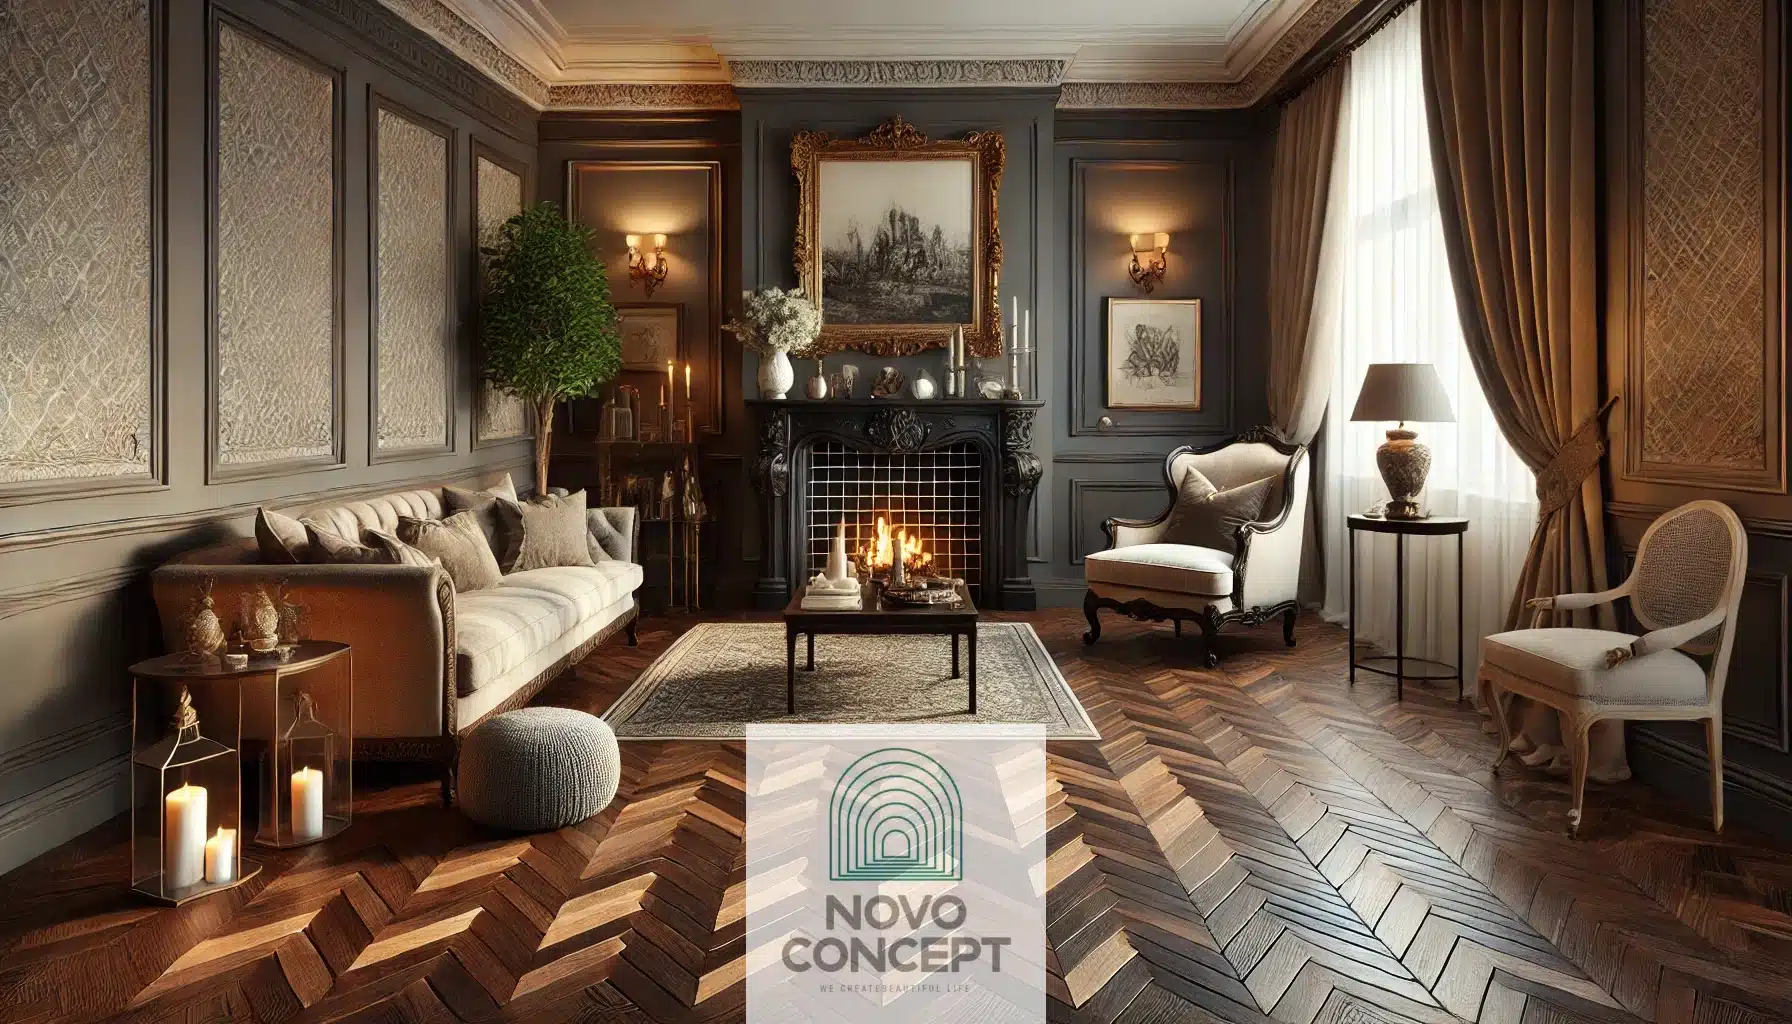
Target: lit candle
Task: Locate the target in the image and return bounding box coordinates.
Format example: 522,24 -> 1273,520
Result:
291,767 -> 324,841
660,383 -> 667,410
667,360 -> 675,403
163,783 -> 207,890
204,826 -> 237,884
684,362 -> 691,400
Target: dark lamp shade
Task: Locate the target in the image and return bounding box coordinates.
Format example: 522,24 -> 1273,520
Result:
1349,362 -> 1456,424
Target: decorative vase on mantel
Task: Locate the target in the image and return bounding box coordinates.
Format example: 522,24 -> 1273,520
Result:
804,359 -> 829,400
758,350 -> 795,400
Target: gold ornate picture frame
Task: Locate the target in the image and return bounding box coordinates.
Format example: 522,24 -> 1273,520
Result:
792,115 -> 1005,358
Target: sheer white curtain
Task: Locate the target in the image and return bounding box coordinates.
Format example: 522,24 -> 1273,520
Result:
1315,6 -> 1536,665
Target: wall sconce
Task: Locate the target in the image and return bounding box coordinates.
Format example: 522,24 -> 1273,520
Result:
626,233 -> 669,298
1128,232 -> 1170,293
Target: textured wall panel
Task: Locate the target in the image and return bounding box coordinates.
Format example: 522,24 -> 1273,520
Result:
214,23 -> 336,468
375,108 -> 450,453
474,154 -> 529,441
0,0 -> 152,486
1639,0 -> 1767,471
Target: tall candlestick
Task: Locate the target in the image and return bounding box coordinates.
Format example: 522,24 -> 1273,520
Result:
204,827 -> 237,884
163,783 -> 207,889
291,767 -> 324,841
684,363 -> 691,400
666,360 -> 675,402
1022,309 -> 1030,353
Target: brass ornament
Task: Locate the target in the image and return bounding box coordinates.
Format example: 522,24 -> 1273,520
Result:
183,576 -> 226,661
791,115 -> 1006,359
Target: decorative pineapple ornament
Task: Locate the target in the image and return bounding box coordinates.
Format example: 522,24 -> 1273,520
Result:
183,576 -> 226,661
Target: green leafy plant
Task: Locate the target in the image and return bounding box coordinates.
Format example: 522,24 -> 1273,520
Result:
481,202 -> 620,490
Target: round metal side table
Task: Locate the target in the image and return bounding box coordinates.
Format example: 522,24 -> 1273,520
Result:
1346,514 -> 1469,701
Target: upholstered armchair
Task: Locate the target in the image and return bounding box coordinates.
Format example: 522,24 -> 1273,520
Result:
1082,428 -> 1310,666
1479,499 -> 1746,836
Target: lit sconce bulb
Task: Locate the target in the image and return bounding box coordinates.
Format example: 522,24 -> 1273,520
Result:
626,231 -> 670,297
1128,232 -> 1170,293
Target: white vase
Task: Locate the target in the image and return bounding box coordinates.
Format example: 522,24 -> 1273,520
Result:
758,350 -> 794,400
805,360 -> 830,400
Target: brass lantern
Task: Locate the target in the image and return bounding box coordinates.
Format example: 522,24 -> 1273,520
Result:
130,686 -> 258,904
257,681 -> 351,847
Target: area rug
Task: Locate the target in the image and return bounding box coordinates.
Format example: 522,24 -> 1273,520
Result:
603,621 -> 1099,739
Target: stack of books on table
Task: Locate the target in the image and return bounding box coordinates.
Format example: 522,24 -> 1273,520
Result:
801,573 -> 861,610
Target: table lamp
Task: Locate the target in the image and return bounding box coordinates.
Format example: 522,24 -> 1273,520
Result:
1349,362 -> 1455,520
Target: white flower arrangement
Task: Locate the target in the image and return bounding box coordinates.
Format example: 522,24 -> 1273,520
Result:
724,287 -> 822,357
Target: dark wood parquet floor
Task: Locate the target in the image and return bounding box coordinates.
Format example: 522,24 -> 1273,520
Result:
4,610 -> 1792,1023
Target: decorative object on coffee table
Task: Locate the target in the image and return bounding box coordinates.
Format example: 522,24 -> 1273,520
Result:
459,707 -> 620,831
127,674 -> 261,905
784,580 -> 978,714
236,586 -> 281,654
181,576 -> 227,662
1349,362 -> 1455,520
604,621 -> 1097,739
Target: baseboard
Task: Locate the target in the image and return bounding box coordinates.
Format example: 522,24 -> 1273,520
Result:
1032,579 -> 1086,608
0,755 -> 128,877
1628,726 -> 1792,841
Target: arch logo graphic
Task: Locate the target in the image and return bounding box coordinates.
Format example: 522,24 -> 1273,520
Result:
828,748 -> 963,882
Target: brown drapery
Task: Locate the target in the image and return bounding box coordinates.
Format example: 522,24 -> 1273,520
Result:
1267,60 -> 1347,604
1421,0 -> 1625,778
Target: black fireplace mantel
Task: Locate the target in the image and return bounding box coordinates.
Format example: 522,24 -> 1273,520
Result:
748,398 -> 1045,610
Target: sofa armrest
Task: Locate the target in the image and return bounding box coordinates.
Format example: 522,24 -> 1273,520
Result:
587,507 -> 639,564
1103,513 -> 1170,550
150,562 -> 454,741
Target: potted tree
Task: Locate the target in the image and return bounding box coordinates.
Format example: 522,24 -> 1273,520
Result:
481,202 -> 620,490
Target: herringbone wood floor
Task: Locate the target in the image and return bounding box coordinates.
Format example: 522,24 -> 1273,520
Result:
4,611 -> 1792,1023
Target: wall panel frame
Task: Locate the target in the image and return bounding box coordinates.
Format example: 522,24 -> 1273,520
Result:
206,10 -> 346,483
471,140 -> 534,448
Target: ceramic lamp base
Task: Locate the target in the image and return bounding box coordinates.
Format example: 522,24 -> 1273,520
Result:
1375,427 -> 1431,520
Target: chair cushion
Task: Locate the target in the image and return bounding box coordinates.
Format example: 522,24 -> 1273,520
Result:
455,563 -> 645,695
1084,543 -> 1234,596
1161,474 -> 1276,555
1481,628 -> 1708,706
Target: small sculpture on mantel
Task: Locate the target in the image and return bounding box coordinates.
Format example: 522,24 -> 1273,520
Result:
871,367 -> 906,398
910,370 -> 937,400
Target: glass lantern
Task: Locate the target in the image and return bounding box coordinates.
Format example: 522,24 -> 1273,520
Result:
130,684 -> 257,904
254,651 -> 352,847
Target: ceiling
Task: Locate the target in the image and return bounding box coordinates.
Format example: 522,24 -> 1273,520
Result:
433,0 -> 1324,87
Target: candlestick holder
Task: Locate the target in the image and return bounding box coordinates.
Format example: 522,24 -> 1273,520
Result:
129,673 -> 259,905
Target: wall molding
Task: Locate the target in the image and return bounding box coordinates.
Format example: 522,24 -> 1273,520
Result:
1054,451 -> 1171,464
1630,727 -> 1792,841
0,714 -> 130,783
730,59 -> 1066,88
1067,478 -> 1166,564
1607,500 -> 1792,540
0,567 -> 145,624
0,454 -> 531,557
548,83 -> 740,111
0,755 -> 129,876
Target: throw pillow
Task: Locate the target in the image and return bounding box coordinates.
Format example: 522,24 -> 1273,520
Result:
364,528 -> 442,569
1161,474 -> 1278,555
586,508 -> 630,563
514,490 -> 597,571
398,512 -> 503,591
443,484 -> 525,572
303,523 -> 385,565
255,508 -> 310,564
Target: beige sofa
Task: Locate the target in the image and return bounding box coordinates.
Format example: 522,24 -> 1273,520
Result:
150,481 -> 642,801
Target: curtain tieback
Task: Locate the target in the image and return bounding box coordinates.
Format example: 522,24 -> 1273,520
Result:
1534,397 -> 1618,518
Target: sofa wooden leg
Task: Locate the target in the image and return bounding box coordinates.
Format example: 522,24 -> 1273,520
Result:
625,612 -> 639,647
1081,590 -> 1102,645
1283,608 -> 1298,647
441,762 -> 456,808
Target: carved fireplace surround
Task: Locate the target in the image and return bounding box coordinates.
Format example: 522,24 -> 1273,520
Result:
749,398 -> 1045,610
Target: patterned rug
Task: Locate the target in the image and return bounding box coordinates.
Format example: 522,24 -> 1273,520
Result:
603,622 -> 1099,739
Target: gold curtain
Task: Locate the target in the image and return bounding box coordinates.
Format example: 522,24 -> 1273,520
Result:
1267,60 -> 1347,605
1421,0 -> 1625,779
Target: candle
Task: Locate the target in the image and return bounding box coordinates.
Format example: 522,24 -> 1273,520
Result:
291,767 -> 324,841
684,363 -> 691,400
660,383 -> 666,409
1022,309 -> 1030,354
667,360 -> 675,403
163,783 -> 207,890
204,826 -> 237,884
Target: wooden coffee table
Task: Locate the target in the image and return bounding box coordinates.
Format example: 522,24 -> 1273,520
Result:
782,580 -> 978,715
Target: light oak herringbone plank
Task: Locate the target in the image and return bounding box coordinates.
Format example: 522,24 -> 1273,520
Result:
3,612 -> 1792,1023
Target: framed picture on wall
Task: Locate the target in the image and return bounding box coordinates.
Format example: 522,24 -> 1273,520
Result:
617,303 -> 682,372
1105,297 -> 1202,410
792,115 -> 1005,358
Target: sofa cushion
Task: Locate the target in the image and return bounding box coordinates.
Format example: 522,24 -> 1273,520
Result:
255,508 -> 309,564
1482,628 -> 1708,706
455,563 -> 645,695
302,522 -> 385,564
305,489 -> 445,542
1085,543 -> 1234,596
444,483 -> 526,572
399,511 -> 502,592
515,491 -> 597,571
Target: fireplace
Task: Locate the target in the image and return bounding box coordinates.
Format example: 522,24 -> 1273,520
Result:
750,399 -> 1043,610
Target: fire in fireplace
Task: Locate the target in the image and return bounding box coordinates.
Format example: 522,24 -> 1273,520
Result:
804,440 -> 982,589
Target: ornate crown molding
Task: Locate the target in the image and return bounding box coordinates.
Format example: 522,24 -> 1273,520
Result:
1057,82 -> 1246,110
728,59 -> 1067,88
547,83 -> 740,110
377,0 -> 551,108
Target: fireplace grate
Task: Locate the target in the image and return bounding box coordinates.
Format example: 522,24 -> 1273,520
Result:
803,441 -> 982,587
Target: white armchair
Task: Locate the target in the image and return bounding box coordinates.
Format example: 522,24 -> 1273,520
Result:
1479,499 -> 1747,835
1082,428 -> 1310,666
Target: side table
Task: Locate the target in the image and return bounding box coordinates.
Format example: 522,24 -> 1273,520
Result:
1346,514 -> 1469,701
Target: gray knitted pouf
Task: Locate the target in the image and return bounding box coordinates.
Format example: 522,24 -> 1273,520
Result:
459,707 -> 620,831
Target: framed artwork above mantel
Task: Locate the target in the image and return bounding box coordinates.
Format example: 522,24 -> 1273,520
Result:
792,115 -> 1006,359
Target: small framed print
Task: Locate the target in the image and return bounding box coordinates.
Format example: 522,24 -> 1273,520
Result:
1105,297 -> 1201,410
618,303 -> 682,372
